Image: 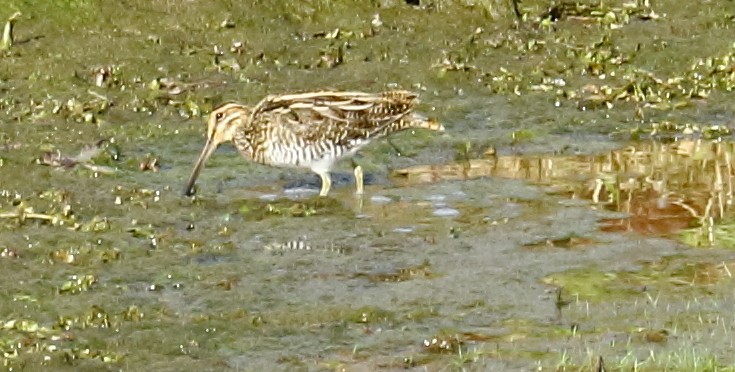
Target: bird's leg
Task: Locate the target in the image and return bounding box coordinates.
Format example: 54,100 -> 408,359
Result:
354,165 -> 364,195
318,172 -> 332,196
350,158 -> 365,195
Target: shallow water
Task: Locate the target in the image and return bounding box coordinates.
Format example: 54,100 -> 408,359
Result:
2,0 -> 735,370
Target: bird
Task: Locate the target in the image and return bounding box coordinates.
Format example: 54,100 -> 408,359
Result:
183,90 -> 444,197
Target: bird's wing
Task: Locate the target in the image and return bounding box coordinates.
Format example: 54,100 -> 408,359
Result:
249,90 -> 419,145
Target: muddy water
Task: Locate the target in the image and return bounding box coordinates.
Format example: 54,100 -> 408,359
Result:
2,0 -> 735,370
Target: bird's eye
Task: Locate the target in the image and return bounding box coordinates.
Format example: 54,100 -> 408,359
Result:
215,112 -> 224,120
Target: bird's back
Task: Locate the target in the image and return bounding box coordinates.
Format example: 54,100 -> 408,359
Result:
242,90 -> 443,167
253,90 -> 441,138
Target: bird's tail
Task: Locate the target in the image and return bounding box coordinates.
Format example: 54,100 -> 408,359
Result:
411,113 -> 445,132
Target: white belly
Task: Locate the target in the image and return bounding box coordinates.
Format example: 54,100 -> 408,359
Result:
264,139 -> 369,173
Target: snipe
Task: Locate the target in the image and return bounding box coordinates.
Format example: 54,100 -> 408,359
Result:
183,90 -> 444,197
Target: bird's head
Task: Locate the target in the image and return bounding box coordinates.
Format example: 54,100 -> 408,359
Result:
205,103 -> 251,146
183,103 -> 252,196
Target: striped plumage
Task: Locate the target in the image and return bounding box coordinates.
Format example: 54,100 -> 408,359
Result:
184,90 -> 444,196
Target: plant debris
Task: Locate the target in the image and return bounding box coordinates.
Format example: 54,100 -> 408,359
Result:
38,139 -> 117,174
0,11 -> 21,51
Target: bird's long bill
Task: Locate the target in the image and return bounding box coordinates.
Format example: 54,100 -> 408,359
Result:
183,138 -> 217,196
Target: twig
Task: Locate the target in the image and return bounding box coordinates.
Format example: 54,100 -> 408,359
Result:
0,211 -> 56,221
511,0 -> 522,20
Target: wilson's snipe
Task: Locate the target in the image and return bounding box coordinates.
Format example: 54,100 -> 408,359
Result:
184,90 -> 444,197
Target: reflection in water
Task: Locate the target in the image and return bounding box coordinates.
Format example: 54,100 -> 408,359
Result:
393,139 -> 735,243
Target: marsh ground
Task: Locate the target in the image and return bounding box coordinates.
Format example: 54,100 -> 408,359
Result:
2,1 -> 735,371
